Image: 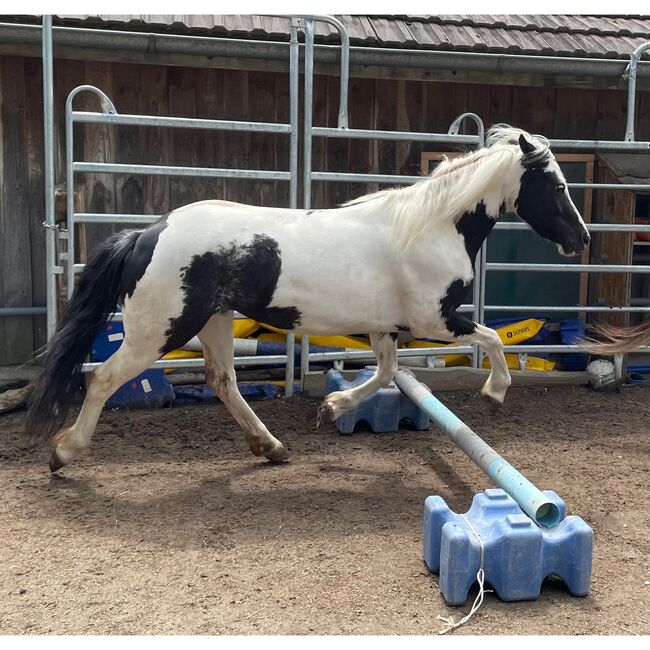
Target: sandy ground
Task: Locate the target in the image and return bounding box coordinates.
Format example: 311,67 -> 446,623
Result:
0,382 -> 648,635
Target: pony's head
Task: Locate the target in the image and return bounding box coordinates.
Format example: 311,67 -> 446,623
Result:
488,125 -> 591,256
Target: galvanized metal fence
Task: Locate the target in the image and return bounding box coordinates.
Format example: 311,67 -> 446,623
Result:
34,15 -> 650,393
298,16 -> 650,383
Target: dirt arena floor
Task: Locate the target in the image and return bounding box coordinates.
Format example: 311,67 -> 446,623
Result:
0,382 -> 648,635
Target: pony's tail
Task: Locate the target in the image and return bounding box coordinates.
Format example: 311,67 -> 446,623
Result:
25,230 -> 141,442
580,321 -> 650,355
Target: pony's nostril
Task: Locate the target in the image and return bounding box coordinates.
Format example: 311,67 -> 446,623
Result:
582,231 -> 591,245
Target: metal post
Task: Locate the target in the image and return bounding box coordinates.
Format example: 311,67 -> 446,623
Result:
42,16 -> 57,339
395,370 -> 561,528
298,19 -> 316,390
284,21 -> 300,397
296,14 -> 349,128
624,42 -> 650,142
65,85 -> 117,299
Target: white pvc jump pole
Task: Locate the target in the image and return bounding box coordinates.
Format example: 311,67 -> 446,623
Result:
394,370 -> 561,527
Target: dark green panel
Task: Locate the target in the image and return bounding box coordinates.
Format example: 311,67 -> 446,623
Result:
485,161 -> 588,319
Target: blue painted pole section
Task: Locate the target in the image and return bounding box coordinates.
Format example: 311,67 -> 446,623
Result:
395,370 -> 561,527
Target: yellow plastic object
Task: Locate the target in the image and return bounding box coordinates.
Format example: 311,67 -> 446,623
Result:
258,329 -> 372,349
234,318 -> 259,339
162,349 -> 202,360
495,318 -> 545,345
483,355 -> 556,371
405,340 -> 470,367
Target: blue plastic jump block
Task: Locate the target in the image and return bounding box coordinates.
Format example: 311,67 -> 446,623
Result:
424,488 -> 593,605
105,369 -> 174,409
325,369 -> 430,434
92,320 -> 174,409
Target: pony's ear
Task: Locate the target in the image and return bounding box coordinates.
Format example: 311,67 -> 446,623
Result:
518,133 -> 536,155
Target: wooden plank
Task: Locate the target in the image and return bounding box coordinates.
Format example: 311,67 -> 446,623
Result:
140,64 -> 170,215
0,56 -> 33,364
465,83 -> 491,132
195,66 -> 225,206
374,78 -> 398,178
247,70 -> 276,207
114,63 -> 145,220
309,72 -> 329,209
167,66 -> 199,210
488,84 -> 513,126
595,89 -> 627,141
80,61 -> 116,258
510,85 -> 557,135
273,68 -> 291,208
553,88 -> 599,140
348,77 -> 376,200
324,74 -> 349,209
221,68 -> 250,205
588,162 -> 633,328
23,57 -> 47,352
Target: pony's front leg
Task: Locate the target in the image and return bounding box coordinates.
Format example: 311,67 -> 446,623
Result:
319,332 -> 398,422
441,312 -> 511,405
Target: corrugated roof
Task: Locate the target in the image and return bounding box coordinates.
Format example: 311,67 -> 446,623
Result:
26,14 -> 650,59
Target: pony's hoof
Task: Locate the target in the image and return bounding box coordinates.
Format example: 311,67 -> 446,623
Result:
265,443 -> 290,463
481,390 -> 504,411
316,402 -> 332,427
49,449 -> 66,473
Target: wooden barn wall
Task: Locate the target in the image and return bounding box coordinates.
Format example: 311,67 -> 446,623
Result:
2,54 -> 650,363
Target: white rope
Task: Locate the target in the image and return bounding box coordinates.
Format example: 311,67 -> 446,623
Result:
437,515 -> 492,635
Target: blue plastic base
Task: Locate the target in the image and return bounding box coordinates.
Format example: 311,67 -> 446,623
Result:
325,369 -> 430,434
105,369 -> 175,410
173,382 -> 299,404
424,488 -> 593,605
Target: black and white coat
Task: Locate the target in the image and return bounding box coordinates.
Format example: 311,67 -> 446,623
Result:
27,125 -> 590,471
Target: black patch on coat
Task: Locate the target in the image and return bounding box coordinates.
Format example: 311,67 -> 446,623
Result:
161,234 -> 301,354
455,201 -> 496,266
395,324 -> 409,332
120,214 -> 169,301
389,332 -> 398,341
436,201 -> 499,338
439,279 -> 476,337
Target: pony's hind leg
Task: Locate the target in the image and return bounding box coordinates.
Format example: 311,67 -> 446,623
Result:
50,336 -> 162,472
319,332 -> 398,422
197,312 -> 289,463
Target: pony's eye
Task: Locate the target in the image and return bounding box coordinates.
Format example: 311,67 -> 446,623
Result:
555,184 -> 565,191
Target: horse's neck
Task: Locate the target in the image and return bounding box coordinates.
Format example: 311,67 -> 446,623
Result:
457,200 -> 502,264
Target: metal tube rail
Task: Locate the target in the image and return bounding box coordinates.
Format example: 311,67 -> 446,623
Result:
624,41 -> 650,142
71,111 -> 292,133
65,86 -> 117,300
79,339 -> 649,374
311,128 -> 650,152
312,171 -> 421,184
72,161 -> 291,180
448,112 -> 485,146
495,222 -> 650,232
299,18 -> 316,385
487,263 -> 650,273
42,16 -> 57,339
311,126 -> 480,144
395,370 -> 561,527
74,213 -> 160,224
484,305 -> 650,313
295,14 -> 349,128
284,20 -> 300,397
0,307 -> 48,317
